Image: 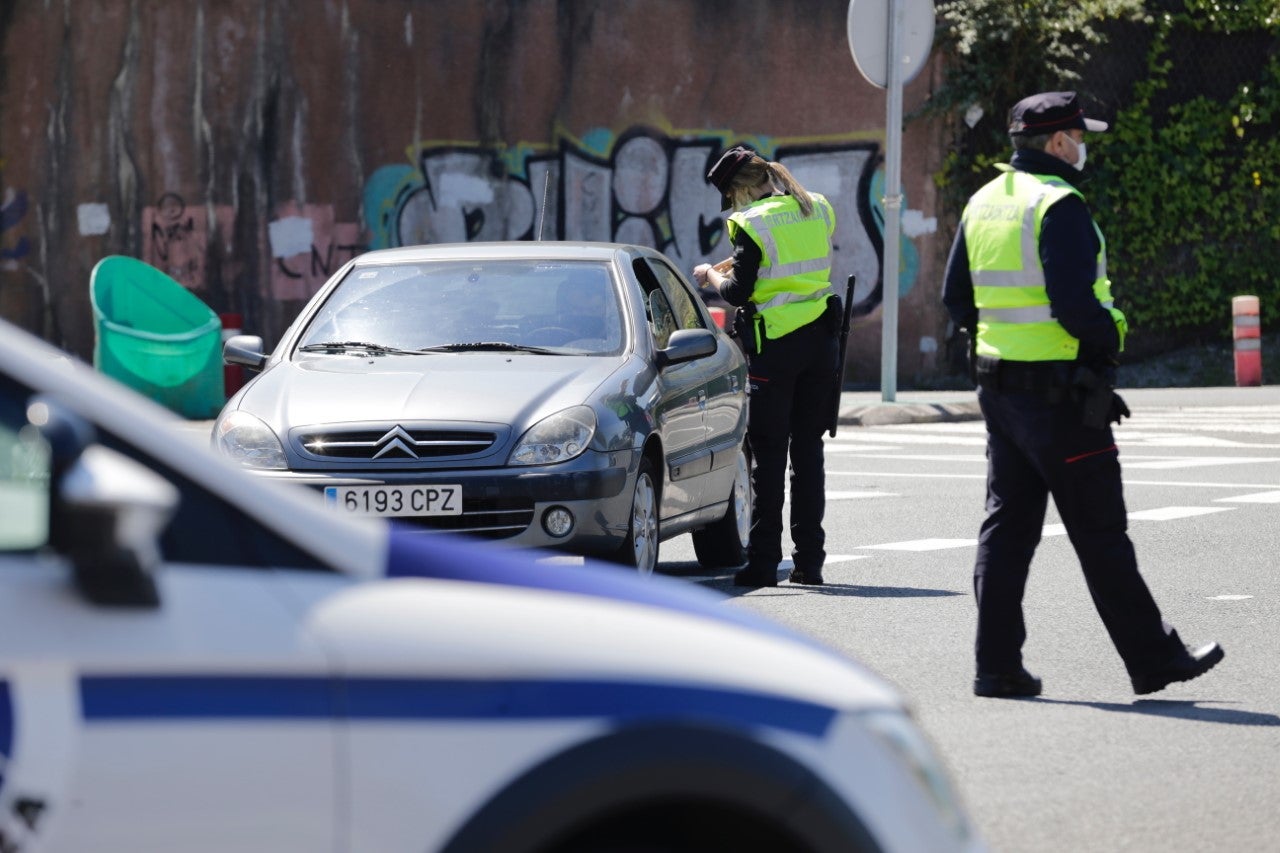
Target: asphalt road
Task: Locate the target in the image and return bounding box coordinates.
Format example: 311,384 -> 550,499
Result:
662,385 -> 1280,853
182,385 -> 1278,851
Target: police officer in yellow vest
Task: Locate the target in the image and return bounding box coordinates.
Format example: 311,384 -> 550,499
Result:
943,92 -> 1224,697
694,146 -> 840,587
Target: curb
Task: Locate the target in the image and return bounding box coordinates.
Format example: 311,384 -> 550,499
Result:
838,399 -> 983,427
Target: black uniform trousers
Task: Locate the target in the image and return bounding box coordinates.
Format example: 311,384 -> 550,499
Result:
974,384 -> 1184,677
743,316 -> 839,573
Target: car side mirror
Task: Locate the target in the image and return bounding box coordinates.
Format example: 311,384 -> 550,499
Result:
224,334 -> 267,371
29,397 -> 179,608
656,328 -> 718,369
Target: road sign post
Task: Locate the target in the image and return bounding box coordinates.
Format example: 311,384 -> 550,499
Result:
847,0 -> 935,402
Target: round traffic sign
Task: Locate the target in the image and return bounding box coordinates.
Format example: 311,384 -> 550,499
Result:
847,0 -> 936,89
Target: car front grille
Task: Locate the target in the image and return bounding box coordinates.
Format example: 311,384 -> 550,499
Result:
298,427 -> 498,461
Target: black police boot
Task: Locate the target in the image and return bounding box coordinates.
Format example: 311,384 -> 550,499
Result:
1131,643 -> 1224,695
787,567 -> 824,586
733,566 -> 778,588
974,667 -> 1042,698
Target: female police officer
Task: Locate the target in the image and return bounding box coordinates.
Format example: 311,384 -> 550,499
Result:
694,146 -> 839,587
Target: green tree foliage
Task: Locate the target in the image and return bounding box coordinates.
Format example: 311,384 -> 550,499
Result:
1092,20 -> 1280,340
927,0 -> 1148,213
929,0 -> 1280,349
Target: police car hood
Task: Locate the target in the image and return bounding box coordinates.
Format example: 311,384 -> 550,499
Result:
302,529 -> 903,716
239,352 -> 624,428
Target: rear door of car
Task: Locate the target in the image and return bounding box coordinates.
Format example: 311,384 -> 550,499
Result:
0,374 -> 339,853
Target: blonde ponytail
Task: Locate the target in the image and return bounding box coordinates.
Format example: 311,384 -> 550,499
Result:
766,162 -> 814,218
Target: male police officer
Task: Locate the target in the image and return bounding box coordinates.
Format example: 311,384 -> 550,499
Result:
942,92 -> 1224,698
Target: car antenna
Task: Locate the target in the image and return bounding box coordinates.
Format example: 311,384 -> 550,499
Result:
536,171 -> 551,241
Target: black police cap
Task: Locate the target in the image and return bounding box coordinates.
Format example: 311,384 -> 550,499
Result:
706,146 -> 757,210
1008,91 -> 1109,136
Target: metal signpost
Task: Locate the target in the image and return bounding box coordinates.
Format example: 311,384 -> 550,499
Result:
847,0 -> 935,402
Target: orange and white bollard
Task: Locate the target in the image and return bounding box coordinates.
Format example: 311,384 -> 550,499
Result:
1231,295 -> 1262,387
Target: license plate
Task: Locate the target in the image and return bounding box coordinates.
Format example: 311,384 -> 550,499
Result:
324,484 -> 462,517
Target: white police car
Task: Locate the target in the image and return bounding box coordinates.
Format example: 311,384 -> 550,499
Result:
0,318 -> 984,852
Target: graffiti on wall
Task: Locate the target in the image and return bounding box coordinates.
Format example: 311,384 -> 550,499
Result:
269,202 -> 367,301
1,188 -> 32,270
141,193 -> 239,292
361,127 -> 934,311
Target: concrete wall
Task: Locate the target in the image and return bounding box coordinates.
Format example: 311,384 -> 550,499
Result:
0,0 -> 949,386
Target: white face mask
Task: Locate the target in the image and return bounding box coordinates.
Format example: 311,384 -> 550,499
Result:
1063,134 -> 1087,171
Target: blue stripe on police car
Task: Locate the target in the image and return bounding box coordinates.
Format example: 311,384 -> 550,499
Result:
79,675 -> 836,737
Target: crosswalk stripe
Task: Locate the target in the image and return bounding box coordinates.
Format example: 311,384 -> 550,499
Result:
1123,456 -> 1280,469
861,538 -> 976,551
1214,490 -> 1280,503
857,505 -> 1236,552
1126,506 -> 1234,521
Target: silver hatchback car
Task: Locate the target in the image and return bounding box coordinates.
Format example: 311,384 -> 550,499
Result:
215,242 -> 751,574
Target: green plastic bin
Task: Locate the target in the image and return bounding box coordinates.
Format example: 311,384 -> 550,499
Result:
90,256 -> 225,418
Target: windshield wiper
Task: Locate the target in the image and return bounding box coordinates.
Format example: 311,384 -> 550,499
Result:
297,341 -> 416,355
416,341 -> 564,355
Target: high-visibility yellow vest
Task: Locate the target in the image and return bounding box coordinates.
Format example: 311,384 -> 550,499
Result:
728,193 -> 836,348
962,165 -> 1127,361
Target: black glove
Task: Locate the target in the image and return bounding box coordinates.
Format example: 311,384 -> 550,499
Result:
1109,392 -> 1131,424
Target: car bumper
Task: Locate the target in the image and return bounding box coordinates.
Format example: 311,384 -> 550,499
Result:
245,450 -> 636,553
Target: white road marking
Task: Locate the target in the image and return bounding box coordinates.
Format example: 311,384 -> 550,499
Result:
830,453 -> 989,463
859,506 -> 1234,553
1123,456 -> 1280,470
829,470 -> 986,481
825,490 -> 897,500
861,538 -> 977,552
1125,506 -> 1234,521
829,469 -> 1280,490
1207,595 -> 1253,600
1214,490 -> 1280,504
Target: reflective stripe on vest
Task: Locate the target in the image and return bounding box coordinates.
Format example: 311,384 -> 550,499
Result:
729,193 -> 836,342
962,166 -> 1114,362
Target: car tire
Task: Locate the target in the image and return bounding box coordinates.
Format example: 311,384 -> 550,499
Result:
692,444 -> 751,568
613,456 -> 659,575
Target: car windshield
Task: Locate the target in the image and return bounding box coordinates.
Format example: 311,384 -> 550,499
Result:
296,260 -> 625,356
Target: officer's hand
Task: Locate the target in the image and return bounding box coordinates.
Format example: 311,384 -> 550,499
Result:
692,264 -> 712,286
1109,392 -> 1131,424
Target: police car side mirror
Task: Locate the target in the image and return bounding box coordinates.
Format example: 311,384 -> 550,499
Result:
30,397 -> 179,608
224,334 -> 267,372
656,328 -> 717,369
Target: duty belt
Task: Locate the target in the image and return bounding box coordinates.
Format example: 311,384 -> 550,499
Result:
975,359 -> 1072,394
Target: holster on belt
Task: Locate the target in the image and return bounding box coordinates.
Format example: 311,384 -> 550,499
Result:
732,302 -> 760,355
1071,363 -> 1130,428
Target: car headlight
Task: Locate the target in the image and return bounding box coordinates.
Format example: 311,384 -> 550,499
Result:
860,709 -> 973,842
213,411 -> 288,470
509,406 -> 596,466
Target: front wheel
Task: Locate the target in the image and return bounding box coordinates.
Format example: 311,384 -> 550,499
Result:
613,456 -> 659,575
691,445 -> 751,568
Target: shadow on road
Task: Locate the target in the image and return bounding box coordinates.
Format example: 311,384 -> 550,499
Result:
658,562 -> 964,599
1032,698 -> 1279,727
